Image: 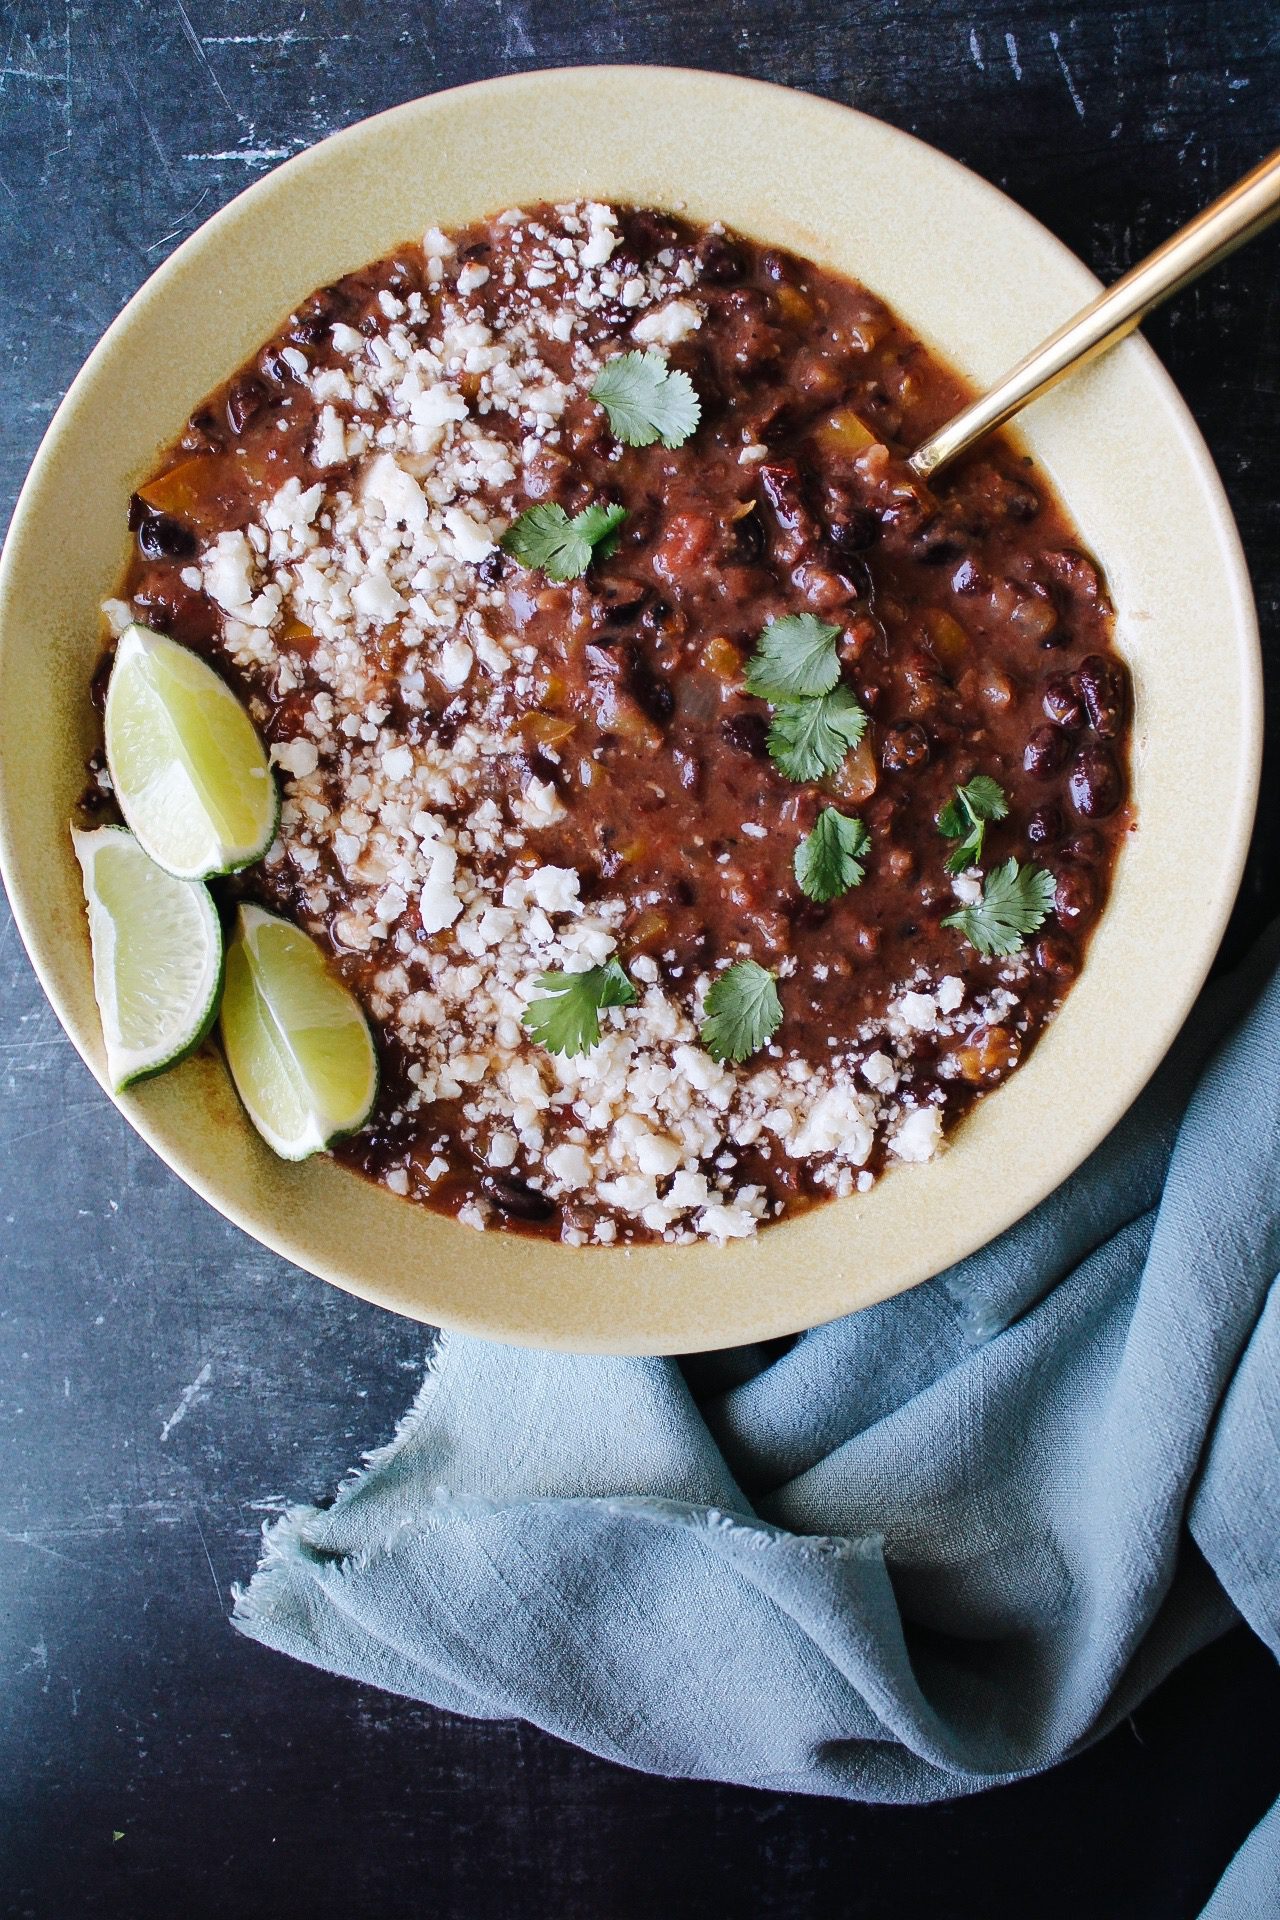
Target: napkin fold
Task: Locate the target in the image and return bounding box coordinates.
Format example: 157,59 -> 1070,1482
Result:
234,926 -> 1280,1919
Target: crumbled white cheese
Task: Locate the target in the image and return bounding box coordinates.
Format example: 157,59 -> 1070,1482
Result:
271,737 -> 319,779
313,405 -> 350,469
631,299 -> 702,346
936,975 -> 965,1015
528,866 -> 582,914
546,1143 -> 592,1190
579,202 -> 618,268
420,841 -> 463,934
362,453 -> 429,531
890,1106 -> 944,1163
203,530 -> 256,614
439,638 -> 474,688
351,572 -> 405,625
861,1051 -> 897,1093
442,505 -> 496,563
898,991 -> 939,1033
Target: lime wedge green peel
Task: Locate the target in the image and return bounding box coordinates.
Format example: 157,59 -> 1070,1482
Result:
72,826 -> 223,1092
104,623 -> 278,881
220,904 -> 378,1160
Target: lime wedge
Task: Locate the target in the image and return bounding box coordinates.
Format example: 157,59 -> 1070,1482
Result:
103,623 -> 278,880
220,903 -> 378,1160
72,825 -> 224,1092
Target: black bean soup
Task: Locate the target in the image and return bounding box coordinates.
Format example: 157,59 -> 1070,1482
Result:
90,201 -> 1132,1247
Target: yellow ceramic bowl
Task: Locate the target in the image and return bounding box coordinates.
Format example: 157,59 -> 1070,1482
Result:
0,68 -> 1260,1353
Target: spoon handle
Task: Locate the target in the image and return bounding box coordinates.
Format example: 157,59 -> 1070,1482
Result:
909,145 -> 1280,480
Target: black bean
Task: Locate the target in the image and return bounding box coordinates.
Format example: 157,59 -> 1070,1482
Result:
1042,674 -> 1084,730
226,374 -> 269,436
181,408 -> 224,454
733,509 -> 766,563
1023,725 -> 1069,778
1066,829 -> 1102,861
720,712 -> 769,758
592,576 -> 651,626
910,513 -> 965,565
998,475 -> 1040,522
286,315 -> 328,347
475,550 -> 505,587
760,247 -> 799,285
639,595 -> 674,635
625,208 -> 683,258
258,345 -> 297,386
626,642 -> 674,726
744,391 -> 795,447
1026,803 -> 1063,846
1075,653 -> 1128,738
287,285 -> 345,345
1053,861 -> 1097,924
827,505 -> 880,557
791,559 -> 862,615
134,506 -> 197,561
723,289 -> 784,374
481,1174 -> 556,1223
1044,547 -> 1105,604
1035,932 -> 1078,979
950,557 -> 985,595
1068,745 -> 1124,818
696,233 -> 746,284
759,459 -> 823,564
880,722 -> 930,772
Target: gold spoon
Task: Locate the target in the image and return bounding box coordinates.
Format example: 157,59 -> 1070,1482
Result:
909,146 -> 1280,481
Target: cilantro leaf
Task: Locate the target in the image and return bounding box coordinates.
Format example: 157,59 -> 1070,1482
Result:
500,501 -> 627,582
794,807 -> 871,902
522,959 -> 637,1056
767,686 -> 868,783
936,775 -> 1009,874
744,614 -> 843,701
590,349 -> 701,449
941,857 -> 1055,957
700,960 -> 782,1065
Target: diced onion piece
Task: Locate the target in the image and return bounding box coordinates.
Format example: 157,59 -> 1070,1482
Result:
815,408 -> 878,456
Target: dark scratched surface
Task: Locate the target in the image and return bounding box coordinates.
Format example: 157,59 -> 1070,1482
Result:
2,3 -> 1279,1915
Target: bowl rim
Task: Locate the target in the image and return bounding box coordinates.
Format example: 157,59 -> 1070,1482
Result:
0,64 -> 1262,1352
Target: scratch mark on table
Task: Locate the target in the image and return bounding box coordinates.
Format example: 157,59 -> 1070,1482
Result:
1004,31 -> 1023,80
113,50 -> 176,185
21,1637 -> 52,1691
159,1360 -> 213,1441
182,146 -> 298,164
193,1511 -> 224,1606
0,1527 -> 93,1571
968,27 -> 984,71
1049,29 -> 1086,119
171,0 -> 240,125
